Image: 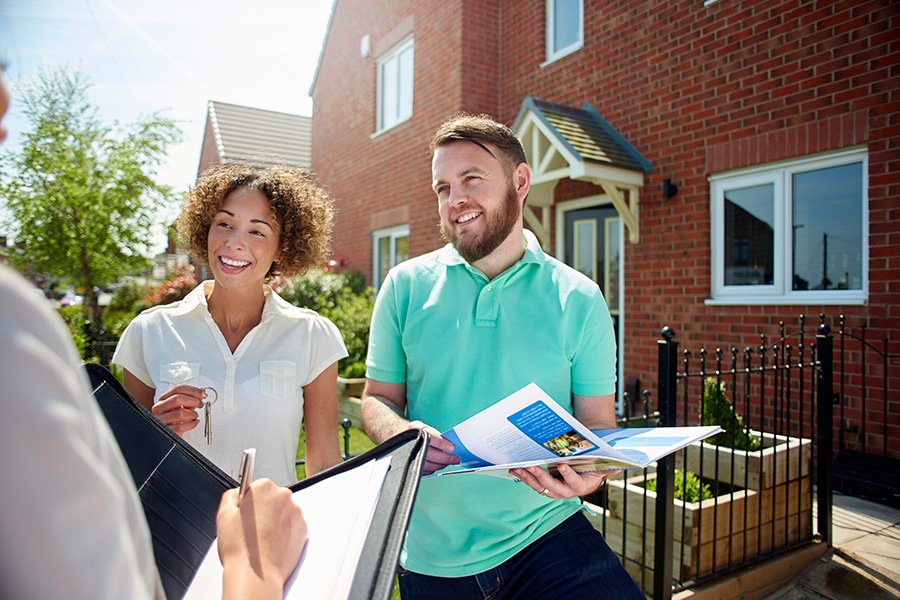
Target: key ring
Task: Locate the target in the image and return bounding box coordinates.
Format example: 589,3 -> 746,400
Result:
201,387 -> 218,446
202,387 -> 218,406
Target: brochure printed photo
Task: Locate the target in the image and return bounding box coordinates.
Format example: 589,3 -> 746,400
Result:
428,382 -> 721,478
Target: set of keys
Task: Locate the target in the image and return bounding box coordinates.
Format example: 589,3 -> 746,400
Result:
201,387 -> 219,445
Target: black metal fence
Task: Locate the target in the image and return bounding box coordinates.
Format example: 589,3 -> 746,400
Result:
833,316 -> 899,507
585,314 -> 886,598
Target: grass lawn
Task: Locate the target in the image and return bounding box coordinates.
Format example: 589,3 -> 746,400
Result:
294,422 -> 379,479
294,424 -> 401,599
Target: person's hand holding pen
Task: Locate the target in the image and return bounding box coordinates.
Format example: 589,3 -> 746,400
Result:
216,449 -> 308,600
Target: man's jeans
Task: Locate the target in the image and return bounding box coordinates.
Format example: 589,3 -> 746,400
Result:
397,511 -> 644,599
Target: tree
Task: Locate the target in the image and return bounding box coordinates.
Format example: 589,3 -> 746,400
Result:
0,67 -> 182,333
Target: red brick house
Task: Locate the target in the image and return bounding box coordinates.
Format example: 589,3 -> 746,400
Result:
310,1 -> 899,462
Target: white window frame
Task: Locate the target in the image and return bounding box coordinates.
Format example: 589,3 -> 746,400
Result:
376,36 -> 414,133
544,0 -> 583,65
708,148 -> 868,305
372,224 -> 409,289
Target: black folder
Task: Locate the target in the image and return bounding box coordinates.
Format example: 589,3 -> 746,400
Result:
84,363 -> 427,600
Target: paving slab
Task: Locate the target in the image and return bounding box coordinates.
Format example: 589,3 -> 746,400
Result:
766,550 -> 899,600
817,492 -> 900,579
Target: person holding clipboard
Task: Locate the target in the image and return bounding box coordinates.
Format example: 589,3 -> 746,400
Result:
0,64 -> 307,600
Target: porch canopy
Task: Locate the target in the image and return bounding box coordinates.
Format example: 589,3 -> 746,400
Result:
512,97 -> 651,245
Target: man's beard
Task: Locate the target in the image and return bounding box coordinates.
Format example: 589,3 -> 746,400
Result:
440,182 -> 520,264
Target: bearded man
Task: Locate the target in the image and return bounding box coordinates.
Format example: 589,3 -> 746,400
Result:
361,114 -> 642,599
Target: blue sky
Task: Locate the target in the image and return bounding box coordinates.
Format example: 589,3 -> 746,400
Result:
1,0 -> 334,252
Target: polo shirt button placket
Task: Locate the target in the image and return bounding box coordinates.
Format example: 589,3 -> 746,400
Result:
224,363 -> 236,414
475,281 -> 501,327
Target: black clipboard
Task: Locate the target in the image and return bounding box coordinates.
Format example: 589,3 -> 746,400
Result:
84,363 -> 427,600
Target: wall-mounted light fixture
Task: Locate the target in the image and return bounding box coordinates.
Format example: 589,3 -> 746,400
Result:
662,178 -> 678,200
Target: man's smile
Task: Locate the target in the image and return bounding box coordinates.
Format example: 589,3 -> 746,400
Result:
455,211 -> 482,225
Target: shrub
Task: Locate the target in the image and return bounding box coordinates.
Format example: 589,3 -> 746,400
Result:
645,469 -> 713,503
701,378 -> 762,451
57,305 -> 92,360
279,269 -> 375,378
106,279 -> 151,314
145,266 -> 196,306
103,279 -> 152,339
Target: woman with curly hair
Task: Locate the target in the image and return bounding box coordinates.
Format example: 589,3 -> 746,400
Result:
113,163 -> 347,485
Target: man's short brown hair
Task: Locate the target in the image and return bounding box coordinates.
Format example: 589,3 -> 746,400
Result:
177,163 -> 334,279
429,113 -> 527,174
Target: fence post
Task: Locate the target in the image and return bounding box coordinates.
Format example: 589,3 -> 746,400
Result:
654,327 -> 678,600
341,418 -> 352,460
816,323 -> 834,546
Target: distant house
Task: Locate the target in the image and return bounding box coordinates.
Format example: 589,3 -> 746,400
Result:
311,1 -> 898,460
197,100 -> 312,174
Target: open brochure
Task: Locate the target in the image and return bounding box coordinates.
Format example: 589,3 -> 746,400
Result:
428,382 -> 721,478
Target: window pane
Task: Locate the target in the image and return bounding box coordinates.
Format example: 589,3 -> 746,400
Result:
397,47 -> 413,121
573,219 -> 596,281
395,235 -> 409,264
378,236 -> 391,284
792,163 -> 862,290
381,56 -> 398,128
606,218 -> 620,312
553,0 -> 580,53
724,184 -> 774,286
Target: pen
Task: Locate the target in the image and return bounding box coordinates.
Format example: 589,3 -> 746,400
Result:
237,448 -> 256,507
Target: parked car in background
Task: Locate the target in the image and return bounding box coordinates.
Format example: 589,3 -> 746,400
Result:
58,290 -> 83,307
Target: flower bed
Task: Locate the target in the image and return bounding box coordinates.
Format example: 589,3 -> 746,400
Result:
585,468 -> 811,592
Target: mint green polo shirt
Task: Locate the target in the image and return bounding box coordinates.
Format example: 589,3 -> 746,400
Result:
366,230 -> 617,577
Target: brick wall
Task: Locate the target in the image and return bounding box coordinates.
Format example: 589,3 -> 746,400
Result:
196,118 -> 220,176
312,0 -> 505,276
494,0 -> 899,456
312,0 -> 899,457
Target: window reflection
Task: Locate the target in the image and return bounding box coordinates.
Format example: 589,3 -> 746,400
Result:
552,0 -> 581,53
792,163 -> 862,290
724,184 -> 774,286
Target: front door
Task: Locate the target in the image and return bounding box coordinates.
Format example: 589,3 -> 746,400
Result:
564,204 -> 621,359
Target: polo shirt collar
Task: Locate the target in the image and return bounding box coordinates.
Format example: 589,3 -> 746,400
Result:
437,229 -> 546,270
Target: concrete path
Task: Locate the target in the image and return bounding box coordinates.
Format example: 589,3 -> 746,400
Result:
825,492 -> 900,577
765,492 -> 899,600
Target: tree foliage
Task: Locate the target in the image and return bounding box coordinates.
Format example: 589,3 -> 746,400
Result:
0,67 -> 181,329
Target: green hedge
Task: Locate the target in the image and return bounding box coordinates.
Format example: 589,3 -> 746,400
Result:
278,269 -> 375,378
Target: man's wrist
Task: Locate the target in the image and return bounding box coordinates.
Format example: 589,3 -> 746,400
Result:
361,395 -> 410,443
